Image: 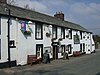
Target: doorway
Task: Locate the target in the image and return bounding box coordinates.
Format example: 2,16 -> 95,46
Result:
53,45 -> 58,59
80,44 -> 82,52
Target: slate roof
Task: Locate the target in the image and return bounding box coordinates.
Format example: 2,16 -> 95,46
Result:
0,3 -> 89,32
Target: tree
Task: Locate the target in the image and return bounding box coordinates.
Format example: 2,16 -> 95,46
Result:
24,4 -> 35,11
7,0 -> 17,5
24,4 -> 30,9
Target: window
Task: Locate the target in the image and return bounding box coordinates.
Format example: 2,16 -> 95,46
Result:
36,44 -> 43,58
52,26 -> 57,39
60,45 -> 65,56
61,27 -> 65,39
0,39 -> 1,59
80,31 -> 82,39
68,44 -> 72,54
35,23 -> 43,40
59,45 -> 65,53
69,29 -> 72,39
0,16 -> 1,34
9,40 -> 16,48
74,33 -> 80,44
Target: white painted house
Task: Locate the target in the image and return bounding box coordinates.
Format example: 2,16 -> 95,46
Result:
0,0 -> 95,68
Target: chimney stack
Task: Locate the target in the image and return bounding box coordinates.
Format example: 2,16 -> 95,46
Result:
54,11 -> 64,21
0,0 -> 7,4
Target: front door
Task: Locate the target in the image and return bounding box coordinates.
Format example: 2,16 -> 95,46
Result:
36,44 -> 43,59
53,45 -> 58,59
83,43 -> 85,53
80,44 -> 82,53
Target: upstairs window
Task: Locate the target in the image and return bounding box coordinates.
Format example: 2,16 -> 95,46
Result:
69,29 -> 72,39
35,23 -> 43,40
61,27 -> 65,39
52,26 -> 57,39
74,33 -> 80,44
80,31 -> 82,39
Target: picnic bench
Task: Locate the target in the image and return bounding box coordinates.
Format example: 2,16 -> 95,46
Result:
27,55 -> 41,65
73,51 -> 80,57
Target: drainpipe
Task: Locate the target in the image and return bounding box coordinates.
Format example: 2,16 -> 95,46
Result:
7,9 -> 11,67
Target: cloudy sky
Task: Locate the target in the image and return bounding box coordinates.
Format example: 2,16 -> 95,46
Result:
12,0 -> 100,34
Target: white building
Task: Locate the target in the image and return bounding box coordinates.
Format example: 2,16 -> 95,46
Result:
0,1 -> 95,68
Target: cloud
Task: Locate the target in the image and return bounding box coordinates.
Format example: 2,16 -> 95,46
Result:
30,1 -> 48,12
70,2 -> 100,15
12,0 -> 100,34
47,0 -> 65,5
15,0 -> 48,13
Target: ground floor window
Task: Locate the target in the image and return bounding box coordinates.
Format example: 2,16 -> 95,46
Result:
36,44 -> 43,59
68,44 -> 72,54
60,45 -> 65,56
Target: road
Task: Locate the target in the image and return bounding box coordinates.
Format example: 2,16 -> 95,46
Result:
0,49 -> 100,75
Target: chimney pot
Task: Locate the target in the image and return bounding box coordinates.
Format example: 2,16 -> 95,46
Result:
54,11 -> 64,21
0,0 -> 7,4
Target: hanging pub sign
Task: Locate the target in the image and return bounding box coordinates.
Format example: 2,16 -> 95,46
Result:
20,20 -> 31,35
21,21 -> 27,31
74,33 -> 80,44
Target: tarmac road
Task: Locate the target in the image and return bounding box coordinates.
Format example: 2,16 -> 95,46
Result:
0,49 -> 100,75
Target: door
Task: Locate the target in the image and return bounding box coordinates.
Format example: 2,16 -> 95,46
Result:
53,45 -> 58,59
83,43 -> 85,53
80,44 -> 82,53
36,44 -> 43,59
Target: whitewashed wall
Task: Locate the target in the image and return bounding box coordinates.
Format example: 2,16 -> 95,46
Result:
0,16 -> 95,65
0,16 -> 8,63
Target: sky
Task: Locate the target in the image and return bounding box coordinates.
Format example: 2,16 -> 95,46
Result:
12,0 -> 100,34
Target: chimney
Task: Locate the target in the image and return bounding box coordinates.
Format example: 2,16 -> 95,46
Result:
54,11 -> 64,21
0,0 -> 7,4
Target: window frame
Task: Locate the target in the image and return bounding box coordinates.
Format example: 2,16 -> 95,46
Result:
36,44 -> 43,58
74,33 -> 80,44
61,27 -> 65,39
35,22 -> 43,40
80,31 -> 82,39
52,26 -> 57,39
68,44 -> 72,54
60,45 -> 65,56
69,29 -> 72,39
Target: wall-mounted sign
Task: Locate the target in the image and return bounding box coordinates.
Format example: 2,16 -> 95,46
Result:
74,33 -> 80,44
9,40 -> 16,48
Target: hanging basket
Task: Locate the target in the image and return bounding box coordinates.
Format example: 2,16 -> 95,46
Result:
83,36 -> 85,38
46,33 -> 51,37
24,31 -> 31,35
66,35 -> 69,38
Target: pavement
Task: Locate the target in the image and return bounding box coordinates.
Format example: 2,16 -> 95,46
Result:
0,49 -> 100,75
